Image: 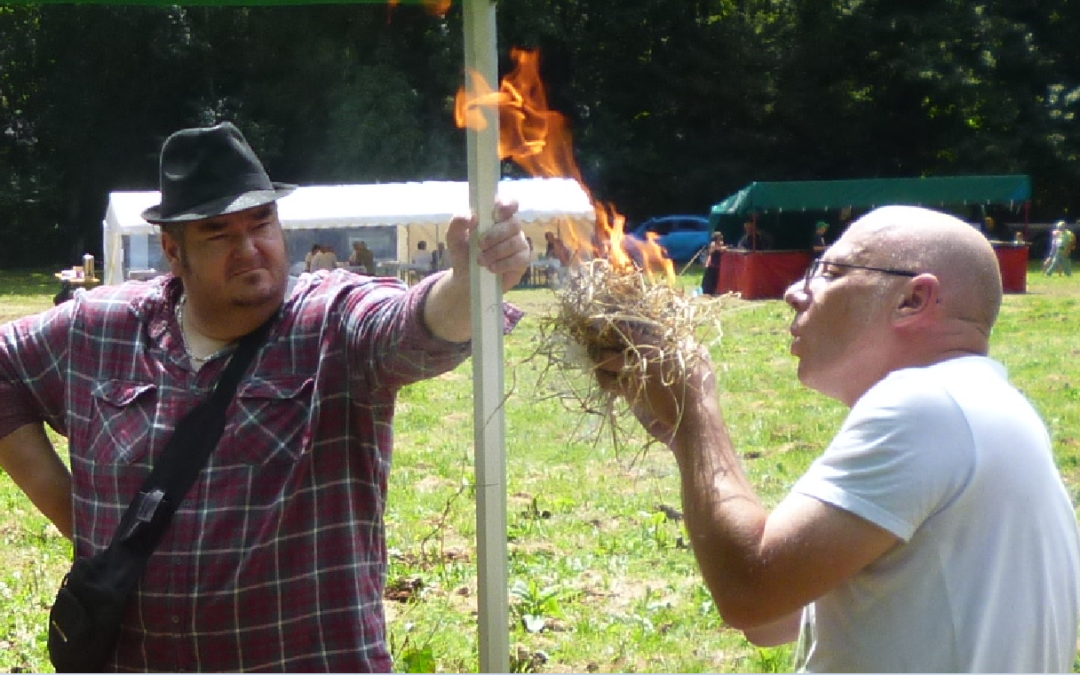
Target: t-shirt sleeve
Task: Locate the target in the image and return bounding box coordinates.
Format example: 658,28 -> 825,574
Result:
792,371 -> 976,542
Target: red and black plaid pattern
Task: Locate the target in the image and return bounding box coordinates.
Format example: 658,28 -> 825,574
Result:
0,270 -> 522,671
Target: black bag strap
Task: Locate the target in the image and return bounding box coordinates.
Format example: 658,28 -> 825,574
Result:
110,315 -> 274,556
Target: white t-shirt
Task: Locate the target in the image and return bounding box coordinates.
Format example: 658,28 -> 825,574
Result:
791,356 -> 1080,672
411,251 -> 431,268
309,250 -> 337,272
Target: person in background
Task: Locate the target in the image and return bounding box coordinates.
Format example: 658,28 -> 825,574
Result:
543,231 -> 574,286
431,241 -> 449,272
348,239 -> 376,274
735,220 -> 774,250
304,243 -> 321,272
700,232 -> 726,296
1043,221 -> 1066,276
0,121 -> 531,671
544,230 -> 571,266
983,215 -> 1012,242
310,243 -> 338,271
593,204 -> 1080,672
838,207 -> 854,230
1062,221 -> 1076,275
1044,221 -> 1074,276
411,240 -> 430,268
812,221 -> 829,257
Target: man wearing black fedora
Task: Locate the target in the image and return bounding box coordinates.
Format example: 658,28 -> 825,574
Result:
0,121 -> 531,670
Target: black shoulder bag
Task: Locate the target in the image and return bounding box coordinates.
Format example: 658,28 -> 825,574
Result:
47,319 -> 271,673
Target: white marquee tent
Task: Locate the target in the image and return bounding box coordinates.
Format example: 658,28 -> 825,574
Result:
102,177 -> 596,285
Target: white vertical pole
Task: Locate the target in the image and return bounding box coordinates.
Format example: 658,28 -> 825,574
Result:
462,1 -> 509,673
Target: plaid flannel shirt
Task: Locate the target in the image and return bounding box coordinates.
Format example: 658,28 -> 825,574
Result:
0,269 -> 522,671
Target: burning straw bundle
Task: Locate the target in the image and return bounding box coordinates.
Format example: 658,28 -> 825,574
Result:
530,258 -> 734,447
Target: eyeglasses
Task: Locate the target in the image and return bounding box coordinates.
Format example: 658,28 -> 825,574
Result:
803,259 -> 917,291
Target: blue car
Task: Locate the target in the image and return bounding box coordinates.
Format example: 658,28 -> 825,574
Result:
625,215 -> 712,266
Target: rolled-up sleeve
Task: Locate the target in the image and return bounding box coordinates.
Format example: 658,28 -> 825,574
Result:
337,271 -> 523,391
0,303 -> 73,439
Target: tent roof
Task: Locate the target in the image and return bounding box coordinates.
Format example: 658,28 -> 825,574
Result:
104,177 -> 595,234
710,175 -> 1031,219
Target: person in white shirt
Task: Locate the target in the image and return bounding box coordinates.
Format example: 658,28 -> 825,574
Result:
411,241 -> 431,269
593,205 -> 1080,672
309,244 -> 338,272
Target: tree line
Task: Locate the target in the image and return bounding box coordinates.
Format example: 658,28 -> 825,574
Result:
1,0 -> 1078,267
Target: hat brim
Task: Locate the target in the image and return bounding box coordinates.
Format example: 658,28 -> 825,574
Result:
141,183 -> 297,224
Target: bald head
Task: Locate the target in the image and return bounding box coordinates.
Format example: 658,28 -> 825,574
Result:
841,205 -> 1002,334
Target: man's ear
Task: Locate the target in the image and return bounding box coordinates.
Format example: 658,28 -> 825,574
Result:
895,275 -> 937,320
160,229 -> 184,274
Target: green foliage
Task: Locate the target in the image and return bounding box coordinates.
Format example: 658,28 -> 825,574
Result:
393,635 -> 438,673
0,466 -> 71,673
3,2 -> 1080,265
510,577 -> 565,633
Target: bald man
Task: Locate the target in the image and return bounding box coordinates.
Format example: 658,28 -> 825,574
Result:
595,205 -> 1080,671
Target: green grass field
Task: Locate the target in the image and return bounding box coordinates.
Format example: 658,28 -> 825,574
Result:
0,265 -> 1077,672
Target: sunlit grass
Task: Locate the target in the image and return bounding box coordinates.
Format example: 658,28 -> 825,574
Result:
0,264 -> 1077,672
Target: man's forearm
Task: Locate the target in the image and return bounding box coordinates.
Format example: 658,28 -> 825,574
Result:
671,401 -> 774,629
423,271 -> 474,343
0,422 -> 73,539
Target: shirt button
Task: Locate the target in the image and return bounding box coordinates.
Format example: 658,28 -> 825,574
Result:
172,615 -> 181,624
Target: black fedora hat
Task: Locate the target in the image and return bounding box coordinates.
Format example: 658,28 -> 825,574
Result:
141,122 -> 296,224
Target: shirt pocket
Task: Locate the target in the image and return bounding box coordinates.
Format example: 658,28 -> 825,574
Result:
88,380 -> 158,464
216,376 -> 315,467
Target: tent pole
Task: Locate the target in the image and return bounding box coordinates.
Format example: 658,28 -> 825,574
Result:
463,1 -> 510,672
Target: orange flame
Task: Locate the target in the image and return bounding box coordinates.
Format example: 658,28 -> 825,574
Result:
455,48 -> 674,282
386,0 -> 452,17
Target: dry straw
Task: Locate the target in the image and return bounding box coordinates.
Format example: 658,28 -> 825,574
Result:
529,258 -> 736,450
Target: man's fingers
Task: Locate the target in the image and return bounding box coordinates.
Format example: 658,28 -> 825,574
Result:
476,218 -> 529,272
493,199 -> 519,224
477,216 -> 523,248
477,234 -> 525,267
446,214 -> 477,244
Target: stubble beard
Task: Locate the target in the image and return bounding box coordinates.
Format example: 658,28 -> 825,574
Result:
179,251 -> 288,311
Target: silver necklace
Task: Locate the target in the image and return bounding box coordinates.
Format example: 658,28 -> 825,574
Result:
177,294 -> 231,364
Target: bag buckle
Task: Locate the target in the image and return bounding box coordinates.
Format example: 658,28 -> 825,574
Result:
119,489 -> 167,542
136,489 -> 166,524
